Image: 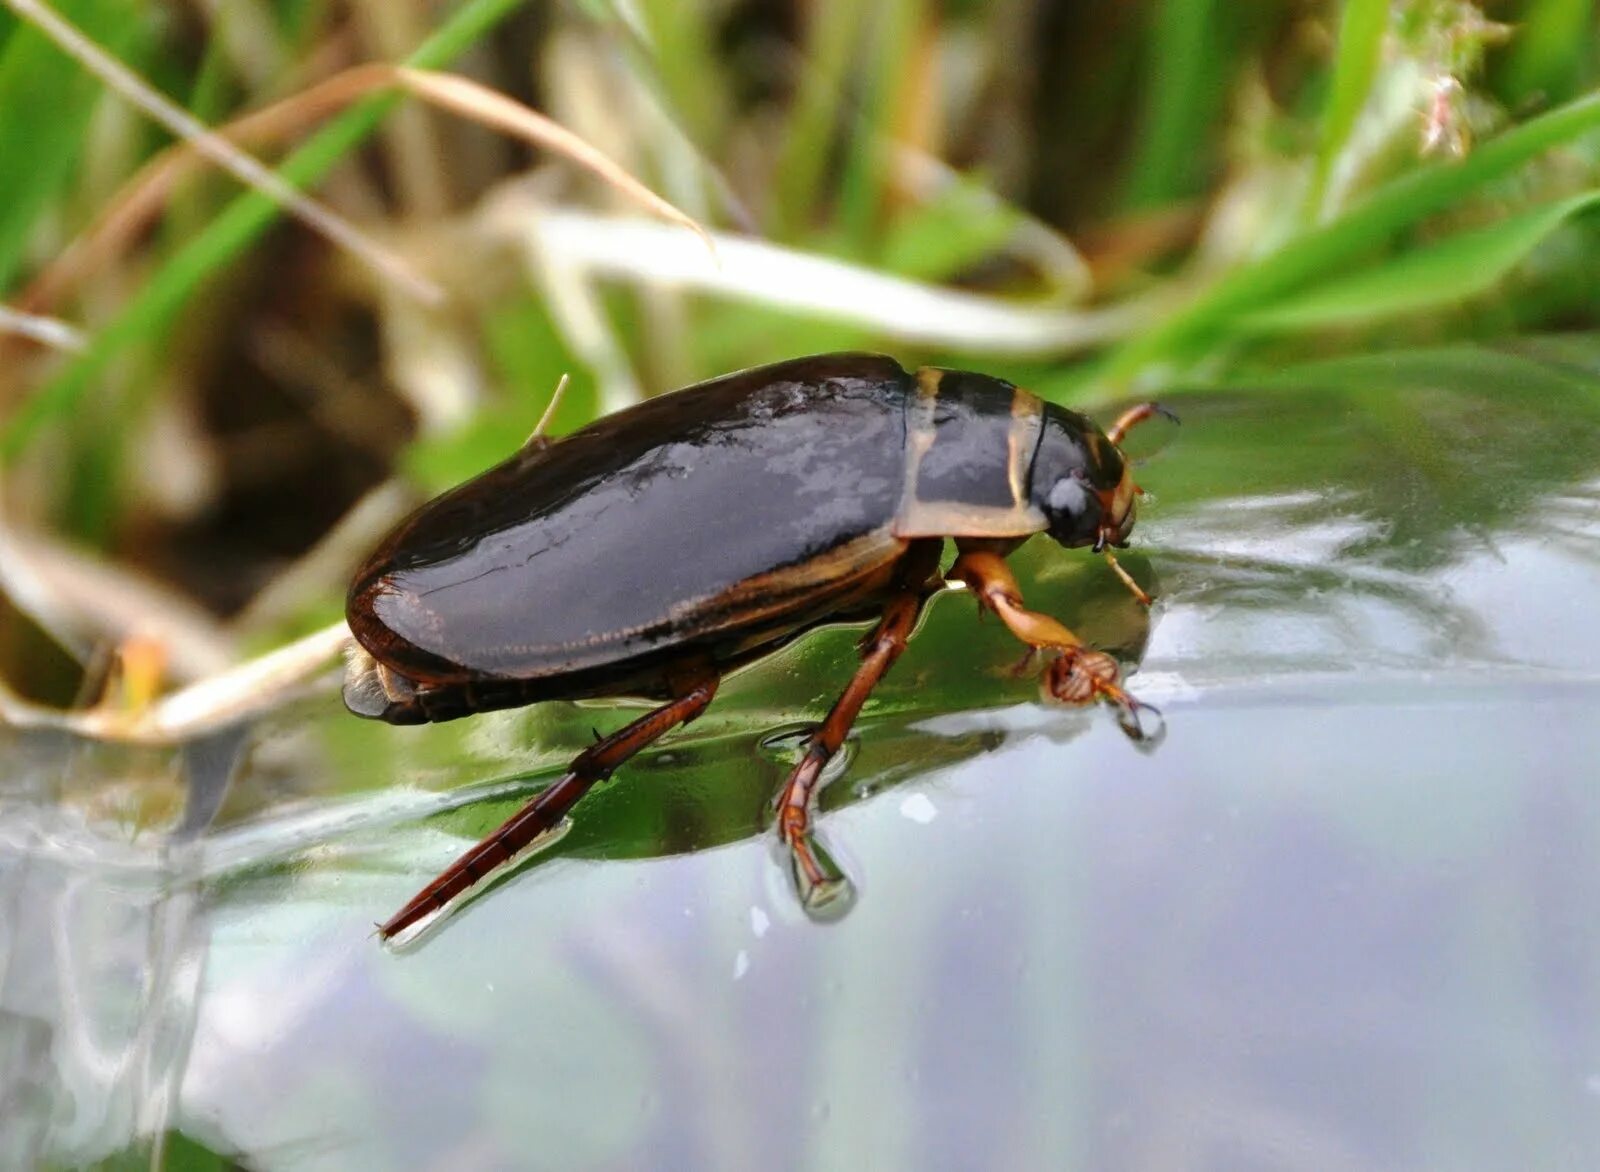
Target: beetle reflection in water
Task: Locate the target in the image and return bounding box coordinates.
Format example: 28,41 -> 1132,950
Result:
344,353 -> 1172,940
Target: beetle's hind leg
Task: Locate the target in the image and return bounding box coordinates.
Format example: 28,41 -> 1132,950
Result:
772,541 -> 942,920
379,665 -> 719,943
950,541 -> 1163,744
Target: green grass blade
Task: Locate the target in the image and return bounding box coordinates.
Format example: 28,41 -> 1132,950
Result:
1,0 -> 528,463
1098,88 -> 1600,383
1240,189 -> 1600,332
835,0 -> 920,254
1123,0 -> 1229,209
1308,0 -> 1387,218
1497,0 -> 1593,107
878,172 -> 1020,282
771,0 -> 861,238
0,0 -> 142,290
634,0 -> 727,148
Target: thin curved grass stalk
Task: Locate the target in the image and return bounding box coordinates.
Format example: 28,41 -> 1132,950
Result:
0,517 -> 236,677
0,0 -> 592,462
484,200 -> 1169,358
0,621 -> 352,746
17,64 -> 712,318
2,0 -> 441,305
0,305 -> 83,351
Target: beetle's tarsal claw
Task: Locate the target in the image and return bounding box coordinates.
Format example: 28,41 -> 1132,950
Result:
1008,647 -> 1040,679
1044,648 -> 1163,745
785,829 -> 857,923
1110,694 -> 1165,747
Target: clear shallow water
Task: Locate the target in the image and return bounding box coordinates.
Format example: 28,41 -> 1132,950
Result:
3,345 -> 1600,1170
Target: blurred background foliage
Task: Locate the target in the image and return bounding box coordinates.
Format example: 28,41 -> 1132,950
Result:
0,0 -> 1596,710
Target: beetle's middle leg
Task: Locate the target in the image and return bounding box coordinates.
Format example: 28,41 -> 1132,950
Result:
773,540 -> 942,916
950,539 -> 1160,741
380,664 -> 719,942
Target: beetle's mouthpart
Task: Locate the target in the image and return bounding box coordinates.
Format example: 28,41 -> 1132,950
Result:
1093,467 -> 1139,549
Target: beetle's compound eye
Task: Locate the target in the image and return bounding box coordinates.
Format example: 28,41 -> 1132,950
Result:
1043,469 -> 1105,549
1047,473 -> 1091,516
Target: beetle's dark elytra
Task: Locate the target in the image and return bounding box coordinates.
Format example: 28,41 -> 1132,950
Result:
346,353 -> 1130,723
346,352 -> 1162,939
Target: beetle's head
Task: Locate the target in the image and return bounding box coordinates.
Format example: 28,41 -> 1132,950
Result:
1032,405 -> 1137,551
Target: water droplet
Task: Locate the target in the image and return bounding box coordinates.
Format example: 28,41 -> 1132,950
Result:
758,724 -> 856,783
899,793 -> 938,824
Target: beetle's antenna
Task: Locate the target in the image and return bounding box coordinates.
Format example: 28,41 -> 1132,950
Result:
1103,549 -> 1152,607
1107,402 -> 1179,448
524,373 -> 571,448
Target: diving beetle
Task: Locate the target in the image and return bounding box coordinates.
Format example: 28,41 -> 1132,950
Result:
345,353 -> 1171,938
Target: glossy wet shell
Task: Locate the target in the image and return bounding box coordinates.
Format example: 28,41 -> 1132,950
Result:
348,354 -> 916,683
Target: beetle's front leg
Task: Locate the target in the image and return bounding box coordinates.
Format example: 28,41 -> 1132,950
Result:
950,541 -> 1161,742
